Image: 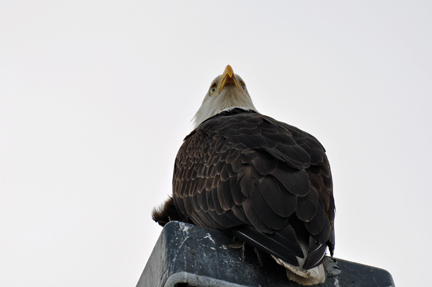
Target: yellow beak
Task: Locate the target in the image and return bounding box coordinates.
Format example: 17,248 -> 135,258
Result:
218,65 -> 244,93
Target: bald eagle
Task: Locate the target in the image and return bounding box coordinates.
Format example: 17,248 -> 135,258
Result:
153,65 -> 335,285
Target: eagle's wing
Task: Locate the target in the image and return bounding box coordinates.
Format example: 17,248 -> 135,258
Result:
172,110 -> 334,269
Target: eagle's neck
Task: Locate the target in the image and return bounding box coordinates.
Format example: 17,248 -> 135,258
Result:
194,104 -> 257,128
195,107 -> 258,129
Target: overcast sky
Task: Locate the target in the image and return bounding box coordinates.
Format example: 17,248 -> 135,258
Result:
1,1 -> 431,287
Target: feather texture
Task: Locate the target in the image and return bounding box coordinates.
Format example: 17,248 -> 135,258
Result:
154,107 -> 335,285
163,109 -> 335,267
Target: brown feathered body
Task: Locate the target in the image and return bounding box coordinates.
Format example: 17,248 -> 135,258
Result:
153,108 -> 335,281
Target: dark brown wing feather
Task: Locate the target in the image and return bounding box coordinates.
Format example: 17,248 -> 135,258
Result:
153,108 -> 335,268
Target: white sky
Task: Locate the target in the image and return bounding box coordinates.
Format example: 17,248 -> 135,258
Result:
1,1 -> 431,286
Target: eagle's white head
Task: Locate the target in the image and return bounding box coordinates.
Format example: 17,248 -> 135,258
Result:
193,65 -> 257,128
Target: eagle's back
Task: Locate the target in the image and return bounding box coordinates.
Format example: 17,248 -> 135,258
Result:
159,108 -> 334,270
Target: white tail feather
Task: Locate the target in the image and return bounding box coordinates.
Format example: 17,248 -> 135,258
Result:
271,241 -> 326,285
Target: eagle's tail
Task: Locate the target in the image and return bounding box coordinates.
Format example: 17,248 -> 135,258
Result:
272,256 -> 325,285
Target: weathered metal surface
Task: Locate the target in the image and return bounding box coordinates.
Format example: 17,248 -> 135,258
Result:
137,221 -> 394,287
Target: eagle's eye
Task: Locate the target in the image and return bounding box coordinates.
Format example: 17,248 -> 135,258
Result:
209,85 -> 217,95
240,82 -> 246,90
